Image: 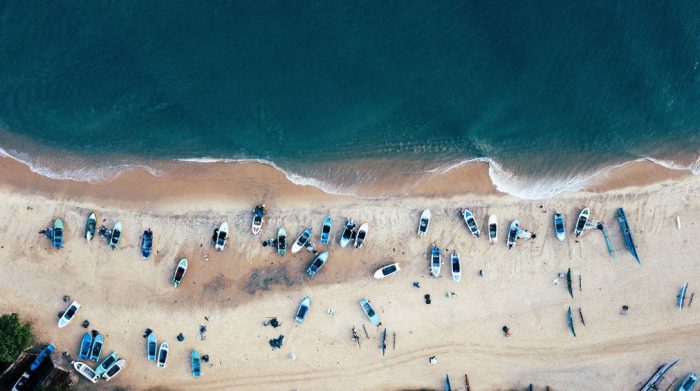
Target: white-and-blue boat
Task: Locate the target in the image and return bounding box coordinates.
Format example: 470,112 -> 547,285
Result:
320,216 -> 332,244
430,245 -> 441,277
295,296 -> 311,325
359,298 -> 380,326
89,333 -> 103,362
553,212 -> 566,241
306,252 -> 329,277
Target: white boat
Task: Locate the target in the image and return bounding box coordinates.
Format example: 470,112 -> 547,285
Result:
507,219 -> 520,249
488,215 -> 498,244
277,227 -> 287,255
109,221 -> 122,249
430,245 -> 441,277
291,228 -> 312,253
574,208 -> 590,237
417,209 -> 430,236
72,361 -> 98,383
11,372 -> 30,391
58,301 -> 80,328
374,263 -> 401,279
554,212 -> 566,241
157,342 -> 169,368
251,204 -> 265,236
214,222 -> 228,251
294,296 -> 311,325
463,209 -> 480,237
339,219 -> 355,248
95,352 -> 119,377
354,223 -> 368,249
172,258 -> 188,287
359,298 -> 380,326
102,359 -> 126,382
451,252 -> 461,282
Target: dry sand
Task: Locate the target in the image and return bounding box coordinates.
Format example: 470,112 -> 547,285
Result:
0,156 -> 699,390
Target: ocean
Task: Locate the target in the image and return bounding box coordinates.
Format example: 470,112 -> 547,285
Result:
1,1 -> 699,198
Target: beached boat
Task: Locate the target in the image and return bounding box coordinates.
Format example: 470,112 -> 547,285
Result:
141,229 -> 153,258
617,208 -> 640,264
109,221 -> 122,249
445,374 -> 452,391
72,361 -> 98,383
488,214 -> 498,244
30,344 -> 55,372
95,352 -> 119,377
191,350 -> 201,378
251,204 -> 265,236
462,209 -> 480,237
85,212 -> 97,241
214,222 -> 228,251
639,359 -> 680,391
294,296 -> 311,325
291,228 -> 312,253
146,332 -> 157,361
359,298 -> 380,326
430,245 -> 441,277
11,372 -> 30,391
507,220 -> 519,249
58,301 -> 81,328
102,359 -> 125,382
679,372 -> 698,391
305,252 -> 329,277
573,208 -> 589,237
320,216 -> 333,245
172,258 -> 188,287
78,333 -> 92,360
374,263 -> 401,279
89,333 -> 103,362
567,306 -> 576,337
157,342 -> 169,368
339,219 -> 356,248
53,218 -> 64,248
354,223 -> 368,249
277,227 -> 287,255
451,252 -> 461,282
418,209 -> 431,236
678,283 -> 689,310
554,212 -> 566,241
567,268 -> 573,299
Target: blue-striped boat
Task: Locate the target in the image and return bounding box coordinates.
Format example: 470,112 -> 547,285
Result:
617,208 -> 640,264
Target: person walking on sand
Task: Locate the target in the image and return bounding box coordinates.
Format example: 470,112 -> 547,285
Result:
502,326 -> 511,337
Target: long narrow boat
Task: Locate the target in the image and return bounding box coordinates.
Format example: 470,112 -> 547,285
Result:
445,374 -> 452,391
678,283 -> 689,310
418,209 -> 430,236
462,209 -> 480,237
567,306 -> 576,337
566,268 -> 573,299
430,245 -> 441,277
639,359 -> 680,391
574,208 -> 590,237
617,208 -> 640,264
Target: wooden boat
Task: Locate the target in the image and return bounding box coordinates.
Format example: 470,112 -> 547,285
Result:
639,359 -> 680,391
567,306 -> 576,337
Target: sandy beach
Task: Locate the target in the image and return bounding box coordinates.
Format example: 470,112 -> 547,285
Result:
0,156 -> 699,390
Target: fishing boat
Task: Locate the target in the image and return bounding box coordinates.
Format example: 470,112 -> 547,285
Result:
320,216 -> 332,244
507,220 -> 520,249
554,212 -> 566,241
678,283 -> 689,310
488,215 -> 498,244
418,209 -> 431,236
95,352 -> 119,377
214,222 -> 228,251
109,221 -> 122,249
359,298 -> 380,326
445,374 -> 452,391
85,212 -> 97,241
191,350 -> 202,378
157,342 -> 169,368
53,218 -> 64,248
574,208 -> 589,237
339,219 -> 356,248
430,245 -> 441,277
277,227 -> 287,255
451,252 -> 461,282
374,263 -> 401,279
89,333 -> 103,362
146,332 -> 157,361
30,344 -> 55,372
172,259 -> 188,287
72,361 -> 98,383
639,359 -> 680,391
291,228 -> 312,253
251,204 -> 265,236
679,372 -> 698,391
141,229 -> 153,258
58,301 -> 81,328
462,209 -> 480,237
305,252 -> 329,277
11,372 -> 30,391
102,359 -> 125,382
354,223 -> 368,249
78,333 -> 92,360
294,296 -> 311,325
617,208 -> 640,264
567,268 -> 573,299
567,306 -> 576,337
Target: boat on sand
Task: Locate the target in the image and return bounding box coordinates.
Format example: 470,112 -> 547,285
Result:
95,352 -> 119,377
58,301 -> 81,328
291,228 -> 312,253
172,258 -> 188,287
488,215 -> 498,244
306,252 -> 329,277
214,222 -> 228,251
374,263 -> 400,279
574,208 -> 589,237
320,216 -> 332,245
507,220 -> 519,249
294,296 -> 311,325
102,359 -> 125,382
72,361 -> 98,383
89,333 -> 103,362
191,350 -> 202,378
451,252 -> 461,282
277,227 -> 287,255
359,298 -> 380,326
251,204 -> 265,236
462,209 -> 480,237
339,219 -> 356,248
53,219 -> 64,248
554,212 -> 566,241
78,333 -> 92,360
418,209 -> 430,236
430,245 -> 441,277
109,221 -> 122,249
354,223 -> 368,249
157,342 -> 169,368
146,332 -> 157,361
85,212 -> 97,241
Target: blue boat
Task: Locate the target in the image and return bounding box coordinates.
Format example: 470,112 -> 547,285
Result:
30,344 -> 55,372
146,332 -> 157,361
95,352 -> 120,377
320,216 -> 332,245
679,372 -> 698,391
191,350 -> 201,378
141,229 -> 153,258
553,213 -> 566,241
445,375 -> 452,391
52,219 -> 64,248
78,332 -> 93,360
306,252 -> 329,277
359,298 -> 381,326
89,333 -> 104,362
617,208 -> 640,264
567,306 -> 576,337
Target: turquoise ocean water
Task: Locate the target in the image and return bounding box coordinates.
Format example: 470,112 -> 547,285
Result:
1,2 -> 699,197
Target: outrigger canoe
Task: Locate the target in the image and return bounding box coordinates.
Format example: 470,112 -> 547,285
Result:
574,208 -> 589,237
320,216 -> 332,245
172,259 -> 188,287
374,263 -> 400,279
354,223 -> 368,249
359,298 -> 380,326
291,228 -> 312,253
451,252 -> 461,282
58,301 -> 81,328
462,209 -> 480,237
418,209 -> 430,236
277,227 -> 287,255
678,283 -> 688,310
294,296 -> 311,325
567,306 -> 576,337
85,212 -> 97,241
53,219 -> 64,248
617,208 -> 640,264
488,214 -> 498,244
430,245 -> 441,277
305,252 -> 329,277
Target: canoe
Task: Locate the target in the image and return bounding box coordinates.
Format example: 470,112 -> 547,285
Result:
109,221 -> 122,249
277,227 -> 287,255
146,332 -> 157,361
339,219 -> 356,248
354,223 -> 368,249
85,212 -> 97,241
102,359 -> 125,382
567,268 -> 573,299
141,229 -> 153,258
430,245 -> 441,277
172,259 -> 188,287
320,216 -> 333,245
359,298 -> 380,326
678,283 -> 688,310
89,333 -> 103,362
72,361 -> 98,383
95,352 -> 119,377
617,208 -> 641,264
678,372 -> 698,391
451,252 -> 461,282
573,208 -> 590,237
488,214 -> 498,244
78,333 -> 92,360
462,209 -> 480,237
214,222 -> 228,251
291,228 -> 312,253
374,263 -> 401,279
157,342 -> 169,368
554,213 -> 566,241
53,218 -> 64,248
640,359 -> 680,391
507,220 -> 520,249
191,350 -> 201,378
294,296 -> 311,325
305,252 -> 329,277
58,301 -> 81,328
251,204 -> 265,236
567,306 -> 576,337
30,344 -> 55,372
418,209 -> 430,236
445,374 -> 452,391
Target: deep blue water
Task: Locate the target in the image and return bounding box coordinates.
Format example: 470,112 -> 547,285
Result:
1,1 -> 699,193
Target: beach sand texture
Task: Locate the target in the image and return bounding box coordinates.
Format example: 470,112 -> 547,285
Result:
0,158 -> 699,390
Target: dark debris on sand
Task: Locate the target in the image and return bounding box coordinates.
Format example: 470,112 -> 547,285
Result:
245,265 -> 296,295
